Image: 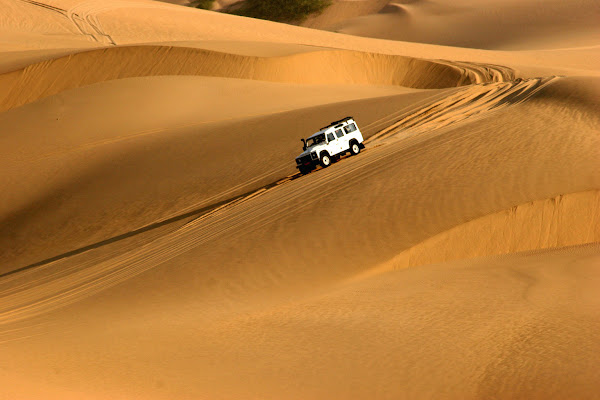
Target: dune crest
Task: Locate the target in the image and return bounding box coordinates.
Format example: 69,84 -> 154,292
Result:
0,45 -> 512,113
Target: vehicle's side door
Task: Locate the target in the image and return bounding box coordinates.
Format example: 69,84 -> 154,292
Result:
335,128 -> 348,152
326,131 -> 341,156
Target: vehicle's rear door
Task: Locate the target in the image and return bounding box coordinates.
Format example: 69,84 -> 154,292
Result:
344,122 -> 361,143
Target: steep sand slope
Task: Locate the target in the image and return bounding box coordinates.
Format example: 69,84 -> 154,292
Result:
4,75 -> 598,274
0,78 -> 434,271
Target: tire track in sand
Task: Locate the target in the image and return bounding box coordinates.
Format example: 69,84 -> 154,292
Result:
0,73 -> 563,332
19,0 -> 115,44
366,76 -> 559,143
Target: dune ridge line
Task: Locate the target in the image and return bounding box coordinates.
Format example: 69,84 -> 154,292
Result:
0,44 -> 516,112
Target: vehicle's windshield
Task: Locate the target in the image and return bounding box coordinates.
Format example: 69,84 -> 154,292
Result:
306,133 -> 325,148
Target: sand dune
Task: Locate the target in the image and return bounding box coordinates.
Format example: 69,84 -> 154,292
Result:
1,0 -> 599,398
3,0 -> 598,72
0,78 -> 436,271
322,0 -> 600,50
0,45 -> 477,112
392,190 -> 600,269
2,244 -> 599,399
2,74 -> 598,326
4,75 -> 598,274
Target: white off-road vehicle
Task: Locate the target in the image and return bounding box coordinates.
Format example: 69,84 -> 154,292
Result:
295,117 -> 365,174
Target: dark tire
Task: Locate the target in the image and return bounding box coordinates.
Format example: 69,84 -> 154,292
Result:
319,153 -> 332,168
299,166 -> 311,175
349,141 -> 361,155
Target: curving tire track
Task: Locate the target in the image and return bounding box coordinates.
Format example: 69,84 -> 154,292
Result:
437,59 -> 516,84
367,76 -> 560,142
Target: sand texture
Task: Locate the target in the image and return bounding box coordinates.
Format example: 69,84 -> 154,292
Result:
1,0 -> 599,399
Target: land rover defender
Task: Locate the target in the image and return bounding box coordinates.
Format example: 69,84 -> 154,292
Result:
294,117 -> 365,175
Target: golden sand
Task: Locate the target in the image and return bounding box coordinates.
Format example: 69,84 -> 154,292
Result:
1,0 -> 598,398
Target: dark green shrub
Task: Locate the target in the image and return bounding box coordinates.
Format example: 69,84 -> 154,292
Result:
230,0 -> 332,23
191,0 -> 215,9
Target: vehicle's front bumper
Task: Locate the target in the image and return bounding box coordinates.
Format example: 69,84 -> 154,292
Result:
295,153 -> 318,168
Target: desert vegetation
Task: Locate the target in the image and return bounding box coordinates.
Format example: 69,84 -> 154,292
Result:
191,0 -> 214,9
227,0 -> 331,22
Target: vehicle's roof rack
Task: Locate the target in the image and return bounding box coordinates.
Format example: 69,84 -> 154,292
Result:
320,116 -> 353,130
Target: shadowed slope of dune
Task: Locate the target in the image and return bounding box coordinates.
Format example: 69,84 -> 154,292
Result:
4,75 -> 597,275
0,45 -> 474,112
0,85 -> 445,272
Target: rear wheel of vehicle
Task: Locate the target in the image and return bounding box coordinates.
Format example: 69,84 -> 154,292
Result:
350,142 -> 361,155
320,153 -> 331,168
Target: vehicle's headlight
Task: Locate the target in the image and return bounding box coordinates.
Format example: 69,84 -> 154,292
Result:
310,152 -> 318,160
296,159 -> 301,164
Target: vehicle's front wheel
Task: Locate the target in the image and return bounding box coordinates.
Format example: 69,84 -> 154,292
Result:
320,153 -> 331,168
350,142 -> 361,155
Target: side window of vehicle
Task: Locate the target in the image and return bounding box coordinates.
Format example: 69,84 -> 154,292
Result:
335,129 -> 344,138
327,133 -> 336,142
344,123 -> 357,134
